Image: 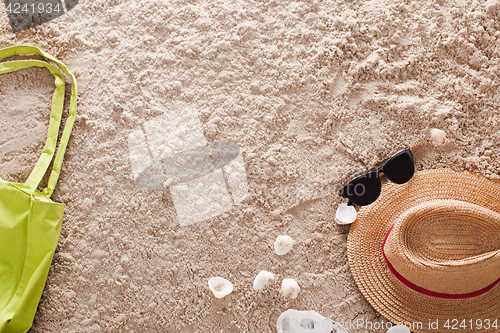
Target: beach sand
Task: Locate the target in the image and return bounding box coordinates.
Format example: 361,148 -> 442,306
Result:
1,0 -> 500,332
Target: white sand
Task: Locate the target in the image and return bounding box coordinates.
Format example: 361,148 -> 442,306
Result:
1,0 -> 500,332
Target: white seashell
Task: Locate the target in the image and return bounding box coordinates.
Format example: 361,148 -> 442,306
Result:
387,325 -> 411,333
335,203 -> 357,225
274,235 -> 295,255
253,270 -> 275,290
277,309 -> 349,333
208,277 -> 233,298
430,128 -> 446,144
281,278 -> 300,299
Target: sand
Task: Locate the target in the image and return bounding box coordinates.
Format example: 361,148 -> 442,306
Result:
1,0 -> 500,332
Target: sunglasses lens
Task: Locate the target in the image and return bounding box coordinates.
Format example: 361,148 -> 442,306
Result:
340,172 -> 381,206
383,150 -> 415,184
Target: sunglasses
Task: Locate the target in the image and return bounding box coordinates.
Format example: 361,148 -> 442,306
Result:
339,149 -> 415,206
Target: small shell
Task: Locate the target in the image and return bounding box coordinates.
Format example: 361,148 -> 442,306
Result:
281,278 -> 300,299
208,277 -> 233,298
387,325 -> 411,333
430,128 -> 446,144
274,235 -> 294,255
253,270 -> 275,290
277,309 -> 349,333
335,203 -> 357,225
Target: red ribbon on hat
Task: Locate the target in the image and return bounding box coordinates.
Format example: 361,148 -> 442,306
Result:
382,225 -> 500,299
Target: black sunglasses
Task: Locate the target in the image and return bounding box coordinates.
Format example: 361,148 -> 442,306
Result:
339,149 -> 414,206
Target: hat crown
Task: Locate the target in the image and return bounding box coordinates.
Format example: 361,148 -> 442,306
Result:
384,199 -> 500,295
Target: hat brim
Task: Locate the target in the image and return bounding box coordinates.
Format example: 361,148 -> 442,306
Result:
348,169 -> 500,332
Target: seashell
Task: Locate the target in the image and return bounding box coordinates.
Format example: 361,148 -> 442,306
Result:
387,325 -> 411,333
277,309 -> 349,333
430,128 -> 446,144
208,277 -> 233,298
335,203 -> 357,225
274,235 -> 295,255
253,270 -> 275,290
281,278 -> 300,299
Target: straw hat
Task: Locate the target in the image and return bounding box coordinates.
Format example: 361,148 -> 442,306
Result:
348,168 -> 500,333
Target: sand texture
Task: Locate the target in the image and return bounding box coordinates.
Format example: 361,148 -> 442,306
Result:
1,0 -> 500,332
